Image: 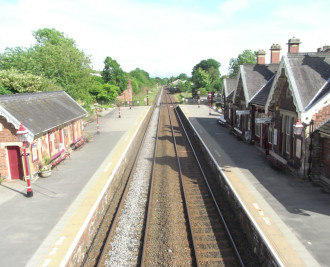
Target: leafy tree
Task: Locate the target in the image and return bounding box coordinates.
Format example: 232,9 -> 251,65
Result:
0,69 -> 61,93
176,80 -> 191,92
177,73 -> 190,81
191,59 -> 221,96
0,28 -> 95,103
128,68 -> 154,94
102,57 -> 127,93
228,49 -> 257,78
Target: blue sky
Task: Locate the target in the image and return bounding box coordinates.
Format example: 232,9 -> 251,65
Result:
0,0 -> 329,78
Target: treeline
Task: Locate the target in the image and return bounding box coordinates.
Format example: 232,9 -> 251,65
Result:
168,50 -> 257,96
0,28 -> 167,108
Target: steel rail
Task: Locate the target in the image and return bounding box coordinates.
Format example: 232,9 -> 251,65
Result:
171,96 -> 245,266
164,92 -> 200,266
95,90 -> 161,267
140,88 -> 163,266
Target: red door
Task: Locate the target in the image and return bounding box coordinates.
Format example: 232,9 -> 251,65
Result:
7,146 -> 24,180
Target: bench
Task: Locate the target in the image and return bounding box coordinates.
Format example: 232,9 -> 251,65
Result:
51,150 -> 70,169
70,136 -> 86,150
218,115 -> 226,126
268,151 -> 287,171
232,127 -> 242,138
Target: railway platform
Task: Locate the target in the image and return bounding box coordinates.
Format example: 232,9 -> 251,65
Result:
180,104 -> 330,267
0,106 -> 149,267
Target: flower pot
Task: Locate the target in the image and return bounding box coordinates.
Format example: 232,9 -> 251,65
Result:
39,170 -> 52,178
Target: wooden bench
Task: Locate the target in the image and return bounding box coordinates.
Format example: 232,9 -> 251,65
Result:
71,137 -> 86,150
268,151 -> 287,171
51,150 -> 70,169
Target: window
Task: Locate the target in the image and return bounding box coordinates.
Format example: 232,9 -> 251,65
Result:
268,125 -> 273,144
255,112 -> 261,137
285,116 -> 291,154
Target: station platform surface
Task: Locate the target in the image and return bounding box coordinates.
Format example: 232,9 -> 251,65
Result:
0,106 -> 149,267
181,104 -> 330,267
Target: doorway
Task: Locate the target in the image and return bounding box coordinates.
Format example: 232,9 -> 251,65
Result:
7,146 -> 24,180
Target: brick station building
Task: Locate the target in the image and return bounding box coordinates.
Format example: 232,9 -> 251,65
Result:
0,91 -> 87,180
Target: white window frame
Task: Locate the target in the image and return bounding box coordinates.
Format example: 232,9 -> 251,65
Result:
268,124 -> 273,144
255,112 -> 261,137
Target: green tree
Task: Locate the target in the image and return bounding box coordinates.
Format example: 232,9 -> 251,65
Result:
228,49 -> 257,78
0,28 -> 95,103
177,73 -> 190,81
128,68 -> 154,94
0,69 -> 61,93
101,57 -> 128,93
191,59 -> 221,96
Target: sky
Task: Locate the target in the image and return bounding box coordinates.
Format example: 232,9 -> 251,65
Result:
0,0 -> 329,78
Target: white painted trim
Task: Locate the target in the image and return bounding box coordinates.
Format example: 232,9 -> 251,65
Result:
0,142 -> 22,148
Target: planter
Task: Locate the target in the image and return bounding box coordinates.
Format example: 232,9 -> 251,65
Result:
39,170 -> 52,178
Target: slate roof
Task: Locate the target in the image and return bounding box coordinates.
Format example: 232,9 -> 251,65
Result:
0,91 -> 87,139
250,75 -> 275,106
285,52 -> 330,111
240,64 -> 279,105
223,78 -> 237,98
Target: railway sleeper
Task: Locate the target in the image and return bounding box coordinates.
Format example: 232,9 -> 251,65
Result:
194,225 -> 224,233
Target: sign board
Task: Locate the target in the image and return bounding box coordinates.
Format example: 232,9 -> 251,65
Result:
236,110 -> 250,115
255,117 -> 272,124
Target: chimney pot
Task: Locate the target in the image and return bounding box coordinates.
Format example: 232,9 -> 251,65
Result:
257,49 -> 266,64
270,43 -> 281,63
287,36 -> 301,53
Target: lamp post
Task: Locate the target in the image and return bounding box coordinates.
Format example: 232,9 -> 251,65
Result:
16,122 -> 33,198
147,88 -> 149,106
208,92 -> 212,115
197,90 -> 200,108
94,100 -> 100,134
118,101 -> 121,118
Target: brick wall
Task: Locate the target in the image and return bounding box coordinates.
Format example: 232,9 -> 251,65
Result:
312,104 -> 330,129
311,104 -> 330,180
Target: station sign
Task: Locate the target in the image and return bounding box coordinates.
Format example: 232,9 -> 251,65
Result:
255,117 -> 272,124
236,110 -> 250,115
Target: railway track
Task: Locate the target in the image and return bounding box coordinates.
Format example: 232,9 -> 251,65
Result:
142,91 -> 244,266
92,88 -> 256,266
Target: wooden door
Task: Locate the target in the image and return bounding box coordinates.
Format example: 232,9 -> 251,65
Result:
7,146 -> 24,180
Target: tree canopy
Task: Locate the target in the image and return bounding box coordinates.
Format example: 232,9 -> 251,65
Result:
228,49 -> 257,78
101,56 -> 128,93
191,58 -> 222,96
0,28 -> 95,102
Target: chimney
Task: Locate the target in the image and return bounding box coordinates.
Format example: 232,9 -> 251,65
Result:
287,36 -> 301,53
322,45 -> 330,52
270,43 -> 281,63
257,49 -> 266,64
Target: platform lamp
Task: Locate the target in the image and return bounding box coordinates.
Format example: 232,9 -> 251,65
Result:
208,92 -> 212,115
147,88 -> 149,106
16,122 -> 33,198
293,118 -> 304,136
197,90 -> 200,108
94,99 -> 100,134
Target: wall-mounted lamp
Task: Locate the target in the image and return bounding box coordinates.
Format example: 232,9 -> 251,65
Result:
293,118 -> 304,136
